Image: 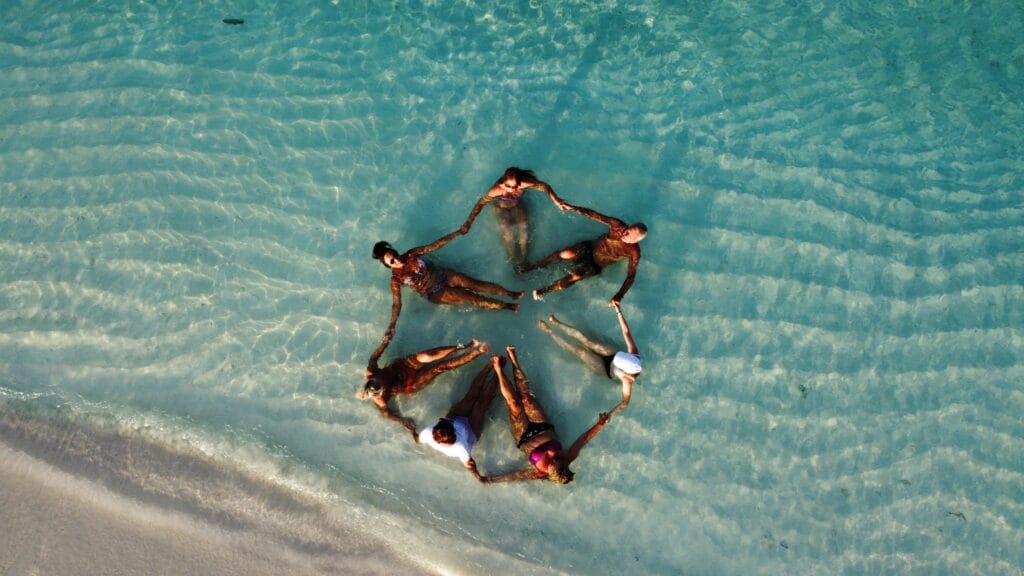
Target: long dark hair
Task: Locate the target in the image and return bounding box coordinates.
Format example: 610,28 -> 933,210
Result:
495,167 -> 536,186
372,241 -> 394,260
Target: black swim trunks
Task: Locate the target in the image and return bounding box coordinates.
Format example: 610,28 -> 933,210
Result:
570,241 -> 602,276
517,421 -> 554,448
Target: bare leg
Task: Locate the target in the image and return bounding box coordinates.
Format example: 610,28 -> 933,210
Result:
537,319 -> 608,375
447,361 -> 499,437
548,315 -> 616,356
430,287 -> 520,311
514,219 -> 529,269
505,345 -> 549,424
470,369 -> 499,437
522,240 -> 587,273
533,269 -> 593,300
409,340 -> 479,367
495,204 -> 528,269
447,271 -> 523,299
407,342 -> 488,392
493,354 -> 528,442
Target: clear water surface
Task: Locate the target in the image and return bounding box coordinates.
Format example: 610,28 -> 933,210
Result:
1,0 -> 1022,574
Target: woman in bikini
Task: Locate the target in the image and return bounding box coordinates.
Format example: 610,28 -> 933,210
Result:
482,346 -> 611,485
459,167 -> 566,272
371,233 -> 522,364
418,358 -> 501,482
360,339 -> 490,439
373,236 -> 523,312
536,300 -> 642,414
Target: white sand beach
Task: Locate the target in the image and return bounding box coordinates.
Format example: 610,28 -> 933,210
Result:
0,439 -> 433,576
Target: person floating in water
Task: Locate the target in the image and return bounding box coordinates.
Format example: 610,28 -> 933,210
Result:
370,234 -> 522,362
459,167 -> 566,272
522,200 -> 647,305
537,300 -> 642,414
482,346 -> 611,484
418,359 -> 501,482
360,340 -> 490,439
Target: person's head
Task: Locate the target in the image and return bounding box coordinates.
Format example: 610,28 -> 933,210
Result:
611,351 -> 642,378
616,223 -> 647,244
358,375 -> 385,401
497,167 -> 537,190
547,456 -> 575,484
372,241 -> 401,268
431,418 -> 456,445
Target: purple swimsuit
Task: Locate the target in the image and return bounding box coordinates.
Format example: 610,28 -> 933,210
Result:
529,440 -> 562,465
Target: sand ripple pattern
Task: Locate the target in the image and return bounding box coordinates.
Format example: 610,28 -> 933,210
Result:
1,1 -> 1022,574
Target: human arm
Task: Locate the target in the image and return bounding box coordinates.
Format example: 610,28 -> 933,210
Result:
407,225 -> 467,257
465,458 -> 487,482
367,277 -> 403,370
610,379 -> 633,414
562,412 -> 612,464
610,249 -> 640,306
459,193 -> 494,234
375,398 -> 418,440
480,468 -> 546,484
612,301 -> 639,354
520,178 -> 569,211
557,201 -> 625,228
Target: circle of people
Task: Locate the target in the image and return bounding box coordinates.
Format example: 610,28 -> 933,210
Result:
359,168 -> 648,484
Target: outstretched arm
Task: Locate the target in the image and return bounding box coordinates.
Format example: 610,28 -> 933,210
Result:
408,225 -> 467,257
612,301 -> 639,354
459,194 -> 494,234
481,468 -> 546,484
558,201 -> 625,229
376,399 -> 417,440
521,178 -> 568,210
563,412 -> 611,464
610,250 -> 640,306
610,380 -> 634,415
465,458 -> 486,482
367,277 -> 403,370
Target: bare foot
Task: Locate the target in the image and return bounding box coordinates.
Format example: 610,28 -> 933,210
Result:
512,291 -> 524,300
479,342 -> 490,353
510,303 -> 520,313
537,320 -> 552,333
490,354 -> 502,367
548,314 -> 557,322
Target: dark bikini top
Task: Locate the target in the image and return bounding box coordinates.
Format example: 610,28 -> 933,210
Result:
397,258 -> 427,287
494,191 -> 523,208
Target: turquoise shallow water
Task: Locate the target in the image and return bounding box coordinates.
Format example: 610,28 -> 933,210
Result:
2,0 -> 1023,574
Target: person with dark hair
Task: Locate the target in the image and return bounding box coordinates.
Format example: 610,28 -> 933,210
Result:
523,200 -> 647,306
360,340 -> 489,439
537,300 -> 642,414
418,359 -> 501,481
370,233 -> 522,365
482,346 -> 611,485
459,167 -> 566,271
